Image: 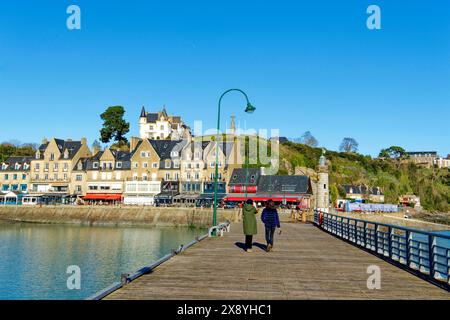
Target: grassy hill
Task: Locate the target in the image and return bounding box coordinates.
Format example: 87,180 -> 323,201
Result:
278,141 -> 450,213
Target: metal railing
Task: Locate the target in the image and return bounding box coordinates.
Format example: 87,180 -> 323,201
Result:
314,210 -> 450,291
86,220 -> 231,300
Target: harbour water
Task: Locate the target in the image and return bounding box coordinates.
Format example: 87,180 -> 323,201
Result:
0,221 -> 205,300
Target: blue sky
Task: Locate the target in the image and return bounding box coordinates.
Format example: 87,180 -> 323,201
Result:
0,0 -> 449,156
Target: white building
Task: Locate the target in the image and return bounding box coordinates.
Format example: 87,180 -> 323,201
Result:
139,106 -> 189,140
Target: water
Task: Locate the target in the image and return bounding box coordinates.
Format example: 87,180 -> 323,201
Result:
0,221 -> 205,300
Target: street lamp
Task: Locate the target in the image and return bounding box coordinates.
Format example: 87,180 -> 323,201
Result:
212,89 -> 255,229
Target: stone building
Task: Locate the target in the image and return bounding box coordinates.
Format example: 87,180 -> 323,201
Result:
29,138 -> 91,203
0,156 -> 33,194
139,106 -> 189,140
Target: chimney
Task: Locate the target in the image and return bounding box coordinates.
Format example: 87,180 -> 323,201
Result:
130,137 -> 141,152
81,137 -> 87,145
42,137 -> 48,145
92,145 -> 101,155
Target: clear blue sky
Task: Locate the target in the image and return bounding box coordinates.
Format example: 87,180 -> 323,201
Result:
0,0 -> 449,157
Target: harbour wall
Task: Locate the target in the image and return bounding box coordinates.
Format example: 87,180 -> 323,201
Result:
0,206 -> 241,228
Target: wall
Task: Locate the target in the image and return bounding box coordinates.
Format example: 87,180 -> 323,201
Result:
0,206 -> 240,228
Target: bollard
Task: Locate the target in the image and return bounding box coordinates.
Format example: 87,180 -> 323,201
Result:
121,274 -> 130,285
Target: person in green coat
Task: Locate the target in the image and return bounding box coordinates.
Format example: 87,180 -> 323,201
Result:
242,199 -> 258,252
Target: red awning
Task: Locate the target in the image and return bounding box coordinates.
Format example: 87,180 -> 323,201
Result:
83,194 -> 123,201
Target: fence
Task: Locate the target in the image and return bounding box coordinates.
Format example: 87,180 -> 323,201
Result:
314,210 -> 450,291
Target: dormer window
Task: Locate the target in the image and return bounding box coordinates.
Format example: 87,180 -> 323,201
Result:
50,153 -> 55,161
15,163 -> 20,170
36,151 -> 40,159
1,163 -> 7,170
93,162 -> 99,169
77,163 -> 83,170
116,162 -> 122,169
23,164 -> 29,170
64,150 -> 69,159
170,151 -> 179,157
165,160 -> 171,168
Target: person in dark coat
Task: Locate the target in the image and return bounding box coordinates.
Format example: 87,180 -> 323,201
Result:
261,199 -> 281,252
242,199 -> 258,252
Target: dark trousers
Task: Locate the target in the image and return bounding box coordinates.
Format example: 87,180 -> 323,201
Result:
245,235 -> 253,249
265,226 -> 276,246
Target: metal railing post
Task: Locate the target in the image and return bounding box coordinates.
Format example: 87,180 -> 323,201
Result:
428,234 -> 434,279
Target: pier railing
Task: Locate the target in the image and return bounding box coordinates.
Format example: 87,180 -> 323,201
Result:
86,220 -> 231,300
314,210 -> 450,291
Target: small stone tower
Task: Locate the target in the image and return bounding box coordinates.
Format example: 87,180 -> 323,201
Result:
316,148 -> 330,212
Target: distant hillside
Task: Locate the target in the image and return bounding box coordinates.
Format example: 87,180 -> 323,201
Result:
279,141 -> 450,213
0,143 -> 36,163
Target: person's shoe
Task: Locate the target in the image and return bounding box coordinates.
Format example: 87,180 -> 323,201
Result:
247,249 -> 253,253
266,244 -> 272,252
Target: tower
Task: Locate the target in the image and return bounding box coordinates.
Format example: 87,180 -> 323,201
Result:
316,148 -> 330,212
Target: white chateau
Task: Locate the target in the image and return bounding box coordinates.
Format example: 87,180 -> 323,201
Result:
139,106 -> 190,140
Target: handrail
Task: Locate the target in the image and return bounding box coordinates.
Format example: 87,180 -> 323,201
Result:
209,220 -> 231,237
314,210 -> 450,291
86,221 -> 229,300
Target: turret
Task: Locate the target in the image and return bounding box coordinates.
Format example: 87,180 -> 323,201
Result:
316,148 -> 330,212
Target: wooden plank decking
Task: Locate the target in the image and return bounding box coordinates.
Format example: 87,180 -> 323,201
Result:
106,222 -> 449,300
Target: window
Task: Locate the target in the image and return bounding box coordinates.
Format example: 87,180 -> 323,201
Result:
171,151 -> 179,157
142,174 -> 148,181
53,163 -> 58,171
76,186 -> 82,192
186,173 -> 191,180
15,163 -> 20,170
165,160 -> 171,168
149,125 -> 154,130
77,163 -> 83,170
165,172 -> 171,180
133,162 -> 139,168
50,153 -> 55,161
324,184 -> 327,189
4,174 -> 9,180
11,184 -> 18,191
152,162 -> 158,168
35,163 -> 40,171
141,151 -> 146,158
196,163 -> 200,169
44,163 -> 49,171
54,174 -> 58,180
22,174 -> 26,180
63,163 -> 68,171
20,184 -> 27,192
116,162 -> 122,169
174,173 -> 179,180
13,174 -> 17,180
93,162 -> 99,169
174,161 -> 180,169
195,173 -> 200,180
76,175 -> 82,181
35,174 -> 39,180
143,162 -> 148,168
44,174 -> 48,181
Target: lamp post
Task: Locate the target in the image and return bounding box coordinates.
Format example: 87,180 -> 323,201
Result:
212,89 -> 255,230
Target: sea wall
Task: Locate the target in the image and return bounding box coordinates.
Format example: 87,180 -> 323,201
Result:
0,206 -> 241,228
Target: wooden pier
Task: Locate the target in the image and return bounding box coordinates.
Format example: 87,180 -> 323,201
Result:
105,221 -> 449,300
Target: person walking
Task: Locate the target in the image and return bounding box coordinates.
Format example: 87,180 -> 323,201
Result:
242,199 -> 258,252
261,199 -> 281,252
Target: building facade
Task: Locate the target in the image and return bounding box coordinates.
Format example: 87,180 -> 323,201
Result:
139,106 -> 189,140
29,138 -> 91,203
0,156 -> 33,194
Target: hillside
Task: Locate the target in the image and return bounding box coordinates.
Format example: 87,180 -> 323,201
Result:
278,141 -> 450,213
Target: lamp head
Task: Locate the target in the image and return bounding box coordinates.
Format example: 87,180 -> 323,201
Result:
244,103 -> 256,114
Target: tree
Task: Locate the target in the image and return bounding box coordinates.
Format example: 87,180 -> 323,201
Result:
300,131 -> 318,147
330,184 -> 339,206
99,106 -> 130,144
379,146 -> 408,159
339,137 -> 359,153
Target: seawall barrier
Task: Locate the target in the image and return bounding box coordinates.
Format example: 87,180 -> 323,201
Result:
0,206 -> 241,228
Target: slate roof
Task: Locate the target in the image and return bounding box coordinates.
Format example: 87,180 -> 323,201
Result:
342,185 -> 384,195
149,139 -> 188,160
229,168 -> 261,186
257,175 -> 312,194
78,150 -> 132,171
0,156 -> 33,171
36,139 -> 83,160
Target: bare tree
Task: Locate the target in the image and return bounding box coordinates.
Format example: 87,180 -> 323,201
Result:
300,131 -> 318,147
339,137 -> 359,153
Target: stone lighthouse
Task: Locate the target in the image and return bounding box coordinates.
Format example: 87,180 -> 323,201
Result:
315,149 -> 330,212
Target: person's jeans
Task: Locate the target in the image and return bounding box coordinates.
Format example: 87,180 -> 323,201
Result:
265,226 -> 276,246
245,235 -> 253,249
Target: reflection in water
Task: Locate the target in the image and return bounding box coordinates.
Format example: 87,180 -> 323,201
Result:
0,222 -> 205,300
